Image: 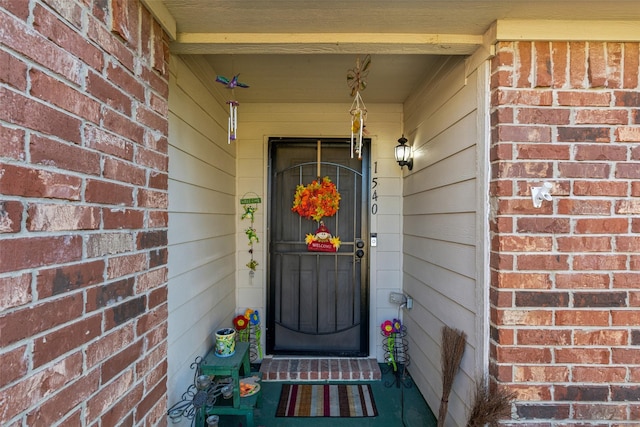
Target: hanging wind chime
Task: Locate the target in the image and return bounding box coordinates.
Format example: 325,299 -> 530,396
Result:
347,54 -> 371,159
226,100 -> 238,144
215,74 -> 249,144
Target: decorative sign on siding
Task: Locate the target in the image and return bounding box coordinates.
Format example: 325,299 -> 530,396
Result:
240,193 -> 261,273
240,197 -> 261,204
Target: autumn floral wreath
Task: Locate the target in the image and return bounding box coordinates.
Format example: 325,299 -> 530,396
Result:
291,176 -> 341,222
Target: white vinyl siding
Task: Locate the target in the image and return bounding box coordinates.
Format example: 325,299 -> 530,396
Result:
166,55 -> 237,414
402,56 -> 488,427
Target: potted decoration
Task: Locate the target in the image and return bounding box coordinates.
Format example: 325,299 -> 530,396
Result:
214,327 -> 236,357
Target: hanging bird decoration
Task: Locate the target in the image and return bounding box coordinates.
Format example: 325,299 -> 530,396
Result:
216,74 -> 250,144
216,74 -> 250,89
347,55 -> 371,159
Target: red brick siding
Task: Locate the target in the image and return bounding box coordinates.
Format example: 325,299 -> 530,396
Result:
490,42 -> 640,424
0,0 -> 169,425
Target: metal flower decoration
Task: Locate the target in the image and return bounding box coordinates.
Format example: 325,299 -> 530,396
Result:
347,55 -> 371,159
347,54 -> 371,97
233,314 -> 249,331
166,357 -> 233,425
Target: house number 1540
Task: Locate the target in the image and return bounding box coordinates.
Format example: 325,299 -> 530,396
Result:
371,161 -> 378,215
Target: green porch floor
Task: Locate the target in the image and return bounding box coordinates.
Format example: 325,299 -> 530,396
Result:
215,364 -> 437,427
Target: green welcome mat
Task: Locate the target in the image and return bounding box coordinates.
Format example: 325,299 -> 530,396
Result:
276,384 -> 378,417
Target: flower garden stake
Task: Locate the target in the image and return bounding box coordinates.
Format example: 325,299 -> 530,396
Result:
381,318 -> 411,389
233,314 -> 249,342
249,309 -> 262,360
381,320 -> 397,371
233,308 -> 262,362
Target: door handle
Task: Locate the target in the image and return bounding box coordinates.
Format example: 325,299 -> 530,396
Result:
355,239 -> 365,258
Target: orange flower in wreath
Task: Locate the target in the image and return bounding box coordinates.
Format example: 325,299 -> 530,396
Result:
291,176 -> 341,222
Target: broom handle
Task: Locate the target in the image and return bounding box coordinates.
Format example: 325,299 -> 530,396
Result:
437,399 -> 449,427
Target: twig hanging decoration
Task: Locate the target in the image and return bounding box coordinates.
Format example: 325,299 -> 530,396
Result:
347,54 -> 371,97
347,54 -> 371,159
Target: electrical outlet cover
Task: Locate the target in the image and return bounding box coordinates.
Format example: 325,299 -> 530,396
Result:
389,292 -> 406,304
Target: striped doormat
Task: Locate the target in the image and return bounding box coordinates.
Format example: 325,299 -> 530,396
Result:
276,384 -> 378,417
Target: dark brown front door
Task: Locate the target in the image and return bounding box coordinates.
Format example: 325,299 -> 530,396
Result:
267,138 -> 369,356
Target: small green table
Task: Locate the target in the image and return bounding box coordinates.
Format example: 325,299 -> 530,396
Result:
198,342 -> 261,427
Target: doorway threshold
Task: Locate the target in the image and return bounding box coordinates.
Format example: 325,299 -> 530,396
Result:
259,357 -> 381,382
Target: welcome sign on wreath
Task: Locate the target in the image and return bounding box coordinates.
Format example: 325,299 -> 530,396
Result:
291,177 -> 341,252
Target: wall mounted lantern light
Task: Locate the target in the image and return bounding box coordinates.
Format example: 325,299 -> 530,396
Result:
395,135 -> 413,170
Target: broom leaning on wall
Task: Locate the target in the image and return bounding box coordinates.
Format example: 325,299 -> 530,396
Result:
437,326 -> 467,427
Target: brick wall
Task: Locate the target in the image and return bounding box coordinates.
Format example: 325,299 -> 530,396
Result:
490,41 -> 640,424
0,0 -> 169,425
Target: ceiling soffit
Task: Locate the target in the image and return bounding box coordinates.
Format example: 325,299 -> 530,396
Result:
141,1 -> 640,104
144,1 -> 640,49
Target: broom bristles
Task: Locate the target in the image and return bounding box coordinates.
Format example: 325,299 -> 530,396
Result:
466,379 -> 516,427
437,326 -> 467,427
441,326 -> 467,392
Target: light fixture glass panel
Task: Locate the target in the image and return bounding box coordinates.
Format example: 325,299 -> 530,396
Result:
395,144 -> 411,162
